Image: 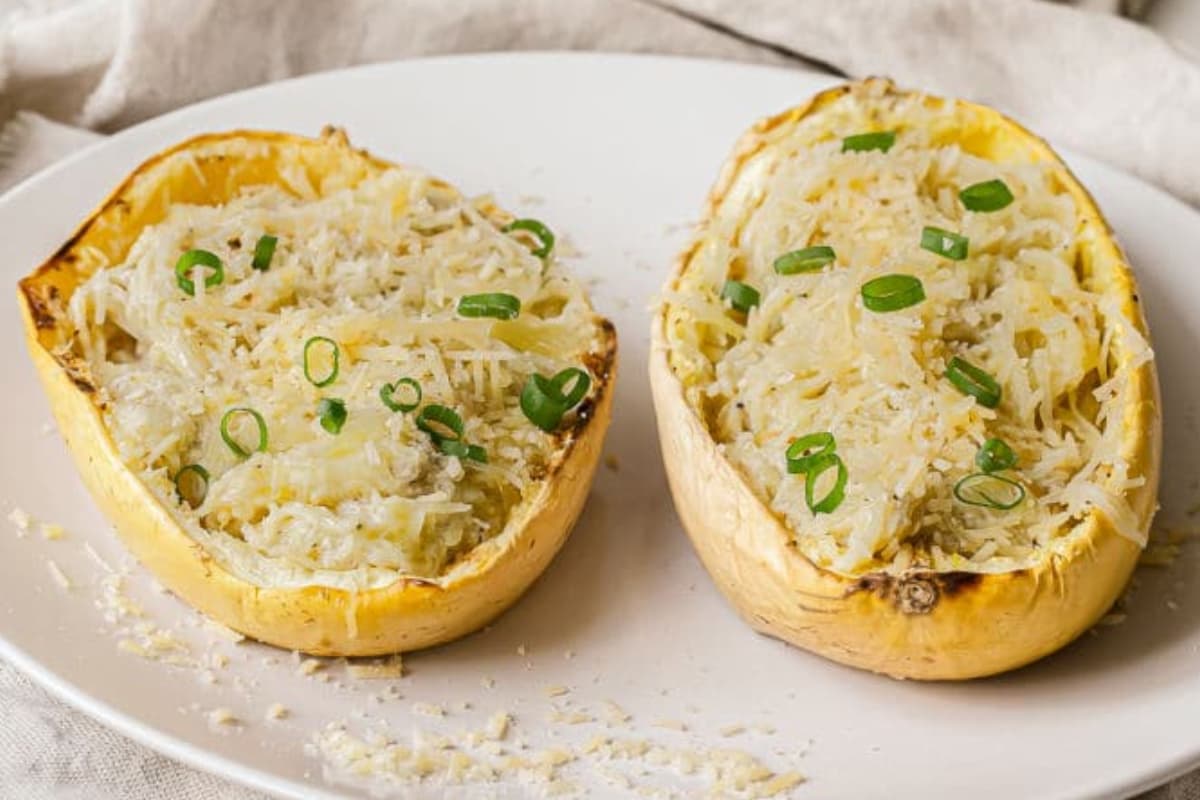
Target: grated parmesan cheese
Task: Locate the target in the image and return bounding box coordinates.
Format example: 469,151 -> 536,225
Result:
600,700 -> 631,726
99,574 -> 197,667
40,523 -> 66,541
411,702 -> 445,718
549,710 -> 594,725
97,575 -> 145,623
664,85 -> 1154,574
652,719 -> 688,732
7,507 -> 31,536
66,163 -> 608,589
346,654 -> 404,680
46,560 -> 71,590
83,543 -> 114,573
315,714 -> 804,800
207,708 -> 238,728
486,712 -> 511,742
296,659 -> 325,677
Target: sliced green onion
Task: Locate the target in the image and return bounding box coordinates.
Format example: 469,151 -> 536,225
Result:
954,473 -> 1025,510
804,453 -> 848,515
317,398 -> 347,435
959,180 -> 1014,213
861,274 -> 925,312
416,405 -> 485,462
549,367 -> 591,409
504,218 -> 555,259
920,226 -> 969,260
251,234 -> 278,271
842,131 -> 895,153
380,377 -> 422,413
458,293 -> 521,320
175,249 -> 224,296
946,356 -> 1002,409
302,336 -> 340,388
721,280 -> 760,313
786,432 -> 836,475
521,368 -> 592,432
774,246 -> 836,275
976,438 -> 1017,473
220,407 -> 268,459
521,374 -> 568,433
416,404 -> 465,443
438,438 -> 488,463
174,464 -> 210,508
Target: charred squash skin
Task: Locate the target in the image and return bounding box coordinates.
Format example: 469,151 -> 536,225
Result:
18,128 -> 617,656
649,79 -> 1160,680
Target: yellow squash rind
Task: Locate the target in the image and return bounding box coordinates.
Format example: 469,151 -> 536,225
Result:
649,79 -> 1160,680
19,128 -> 617,656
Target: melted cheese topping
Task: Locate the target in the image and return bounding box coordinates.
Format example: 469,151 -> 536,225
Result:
68,165 -> 606,589
664,89 -> 1152,575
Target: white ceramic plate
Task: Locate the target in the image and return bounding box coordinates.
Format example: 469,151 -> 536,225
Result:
2,53 -> 1198,800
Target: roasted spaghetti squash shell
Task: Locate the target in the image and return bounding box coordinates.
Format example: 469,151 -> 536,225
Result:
18,128 -> 617,656
649,79 -> 1160,680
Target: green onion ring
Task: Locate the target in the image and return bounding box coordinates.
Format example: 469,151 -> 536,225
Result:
380,377 -> 422,413
251,234 -> 278,271
457,293 -> 521,320
416,404 -> 465,443
220,407 -> 268,459
174,249 -> 224,296
861,274 -> 926,312
786,432 -> 836,474
959,180 -> 1014,213
521,367 -> 592,432
774,245 -> 836,275
842,131 -> 896,153
946,356 -> 1002,409
503,218 -> 555,259
920,226 -> 969,260
720,280 -> 761,313
804,453 -> 848,515
173,464 -> 210,508
954,472 -> 1026,510
976,437 -> 1017,473
521,374 -> 569,433
549,367 -> 591,409
438,439 -> 488,463
317,398 -> 347,435
302,336 -> 340,387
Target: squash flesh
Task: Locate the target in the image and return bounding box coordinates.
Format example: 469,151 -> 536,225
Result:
650,79 -> 1159,679
18,128 -> 617,655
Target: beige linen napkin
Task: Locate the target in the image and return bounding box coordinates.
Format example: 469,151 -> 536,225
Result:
1,0 -> 1198,204
0,1 -> 1197,797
